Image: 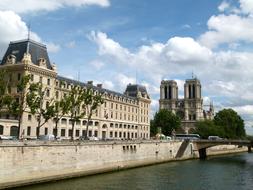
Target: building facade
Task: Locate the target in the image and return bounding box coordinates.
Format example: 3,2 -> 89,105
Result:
159,79 -> 214,132
0,39 -> 151,140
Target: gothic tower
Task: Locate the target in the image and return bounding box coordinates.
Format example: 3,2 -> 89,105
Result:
159,80 -> 178,114
184,78 -> 203,121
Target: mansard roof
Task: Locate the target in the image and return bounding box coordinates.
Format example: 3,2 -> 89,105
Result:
1,39 -> 52,70
124,84 -> 150,99
56,75 -> 139,101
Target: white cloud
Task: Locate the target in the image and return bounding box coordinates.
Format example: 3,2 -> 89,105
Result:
0,0 -> 110,13
115,73 -> 135,91
218,1 -> 230,12
239,0 -> 253,15
182,24 -> 191,29
89,60 -> 105,70
199,14 -> 253,48
66,41 -> 76,48
46,42 -> 61,53
103,80 -> 114,90
0,11 -> 60,57
233,105 -> 253,115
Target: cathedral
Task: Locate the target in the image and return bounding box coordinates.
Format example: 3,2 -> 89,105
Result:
159,78 -> 214,132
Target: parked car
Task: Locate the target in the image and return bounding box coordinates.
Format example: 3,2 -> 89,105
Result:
38,135 -> 55,141
0,135 -> 18,140
208,136 -> 222,140
79,136 -> 99,141
89,136 -> 100,141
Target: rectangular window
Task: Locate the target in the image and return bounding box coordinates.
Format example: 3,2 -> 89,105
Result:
82,130 -> 86,136
47,78 -> 50,85
76,130 -> 80,137
110,131 -> 113,138
40,76 -> 43,83
61,129 -> 66,137
45,128 -> 48,135
94,131 -> 98,137
18,73 -> 21,81
68,129 -> 73,137
46,89 -> 50,97
55,91 -> 59,99
31,74 -> 34,81
28,114 -> 32,121
88,130 -> 92,137
27,126 -> 31,136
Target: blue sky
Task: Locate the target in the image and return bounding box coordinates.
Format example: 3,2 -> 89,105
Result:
0,0 -> 253,134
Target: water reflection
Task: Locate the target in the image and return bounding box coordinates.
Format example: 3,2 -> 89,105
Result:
15,153 -> 253,190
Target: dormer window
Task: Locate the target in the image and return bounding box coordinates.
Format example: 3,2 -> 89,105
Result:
7,54 -> 16,64
38,58 -> 46,67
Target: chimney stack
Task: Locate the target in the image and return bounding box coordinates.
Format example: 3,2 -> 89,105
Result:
97,84 -> 103,88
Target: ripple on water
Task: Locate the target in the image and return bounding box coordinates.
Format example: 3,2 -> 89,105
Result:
14,153 -> 253,190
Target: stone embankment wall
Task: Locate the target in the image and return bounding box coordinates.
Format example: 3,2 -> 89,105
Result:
0,140 -> 246,189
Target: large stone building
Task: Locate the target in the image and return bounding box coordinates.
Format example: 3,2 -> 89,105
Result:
0,39 -> 151,140
159,78 -> 214,132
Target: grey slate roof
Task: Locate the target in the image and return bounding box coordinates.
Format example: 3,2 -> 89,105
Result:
57,75 -> 138,100
1,39 -> 52,70
124,84 -> 150,99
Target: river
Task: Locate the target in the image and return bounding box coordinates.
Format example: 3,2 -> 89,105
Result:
14,153 -> 253,190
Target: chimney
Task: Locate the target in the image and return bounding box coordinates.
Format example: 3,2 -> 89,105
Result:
87,81 -> 93,85
97,84 -> 103,88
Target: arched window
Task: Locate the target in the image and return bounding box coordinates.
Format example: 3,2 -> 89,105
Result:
82,120 -> 87,125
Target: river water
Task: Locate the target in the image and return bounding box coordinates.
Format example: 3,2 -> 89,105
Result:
15,153 -> 253,190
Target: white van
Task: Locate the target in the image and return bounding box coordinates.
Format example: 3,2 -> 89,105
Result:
38,135 -> 55,141
208,136 -> 222,140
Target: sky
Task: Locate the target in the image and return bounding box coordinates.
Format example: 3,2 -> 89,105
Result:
0,0 -> 253,134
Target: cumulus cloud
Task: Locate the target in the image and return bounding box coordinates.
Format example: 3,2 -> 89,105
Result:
218,1 -> 230,12
0,0 -> 110,13
89,60 -> 105,70
199,14 -> 253,48
89,29 -> 253,133
0,11 -> 60,57
46,42 -> 61,53
239,0 -> 253,15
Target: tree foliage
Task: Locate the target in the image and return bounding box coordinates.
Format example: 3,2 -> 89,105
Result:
150,119 -> 157,137
192,109 -> 246,139
193,120 -> 225,139
83,88 -> 104,138
214,108 -> 246,139
64,86 -> 87,140
53,99 -> 71,137
5,74 -> 31,138
26,83 -> 56,136
152,109 -> 181,136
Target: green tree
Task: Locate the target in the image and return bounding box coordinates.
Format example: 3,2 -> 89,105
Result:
53,99 -> 71,137
193,120 -> 225,139
214,108 -> 246,139
83,88 -> 104,139
5,75 -> 31,138
26,83 -> 56,137
65,86 -> 86,140
0,69 -> 7,110
153,109 -> 181,136
150,119 -> 157,137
